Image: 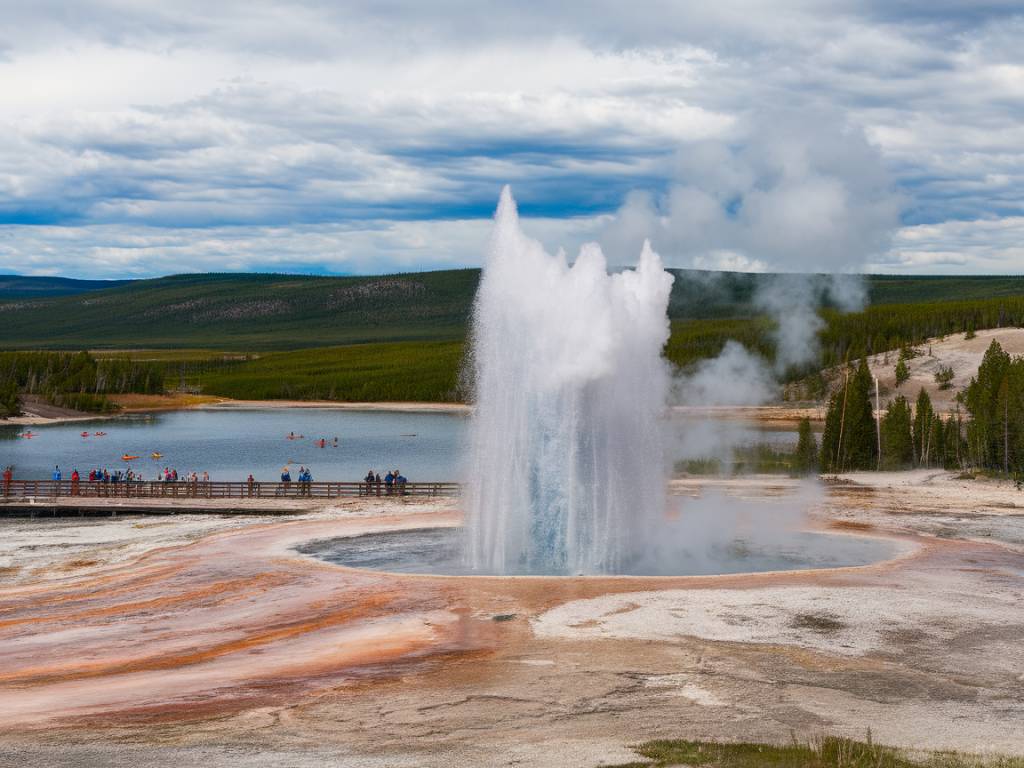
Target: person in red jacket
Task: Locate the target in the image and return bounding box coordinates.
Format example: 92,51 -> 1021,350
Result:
2,465 -> 11,497
71,468 -> 80,496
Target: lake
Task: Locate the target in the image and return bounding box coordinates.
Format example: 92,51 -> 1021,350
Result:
0,408 -> 468,482
0,407 -> 800,482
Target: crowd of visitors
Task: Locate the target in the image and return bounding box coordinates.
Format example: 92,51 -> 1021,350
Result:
1,460 -> 420,499
363,468 -> 408,495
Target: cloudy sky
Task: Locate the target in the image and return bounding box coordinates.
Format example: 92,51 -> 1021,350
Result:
0,1 -> 1021,278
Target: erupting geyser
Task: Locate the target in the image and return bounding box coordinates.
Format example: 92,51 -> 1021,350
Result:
464,187 -> 674,575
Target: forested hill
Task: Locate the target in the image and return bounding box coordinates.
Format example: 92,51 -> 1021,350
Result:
0,271 -> 479,350
3,270 -> 1024,350
0,275 -> 133,300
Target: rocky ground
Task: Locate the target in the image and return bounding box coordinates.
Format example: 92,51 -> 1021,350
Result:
0,471 -> 1022,767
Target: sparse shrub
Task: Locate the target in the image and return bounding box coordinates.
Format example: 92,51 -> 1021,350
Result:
895,358 -> 909,388
934,365 -> 955,390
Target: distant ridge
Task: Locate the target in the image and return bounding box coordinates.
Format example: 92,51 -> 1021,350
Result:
0,275 -> 134,300
2,269 -> 1024,350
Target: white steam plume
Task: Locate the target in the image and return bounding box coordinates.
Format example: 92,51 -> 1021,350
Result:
609,108 -> 901,406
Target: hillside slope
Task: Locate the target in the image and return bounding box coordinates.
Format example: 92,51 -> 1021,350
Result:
2,270 -> 1024,350
0,271 -> 477,350
865,328 -> 1024,413
0,275 -> 132,300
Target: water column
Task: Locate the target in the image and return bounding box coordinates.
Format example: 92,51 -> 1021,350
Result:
464,187 -> 674,575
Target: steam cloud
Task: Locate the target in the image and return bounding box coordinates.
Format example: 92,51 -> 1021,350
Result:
603,108 -> 902,406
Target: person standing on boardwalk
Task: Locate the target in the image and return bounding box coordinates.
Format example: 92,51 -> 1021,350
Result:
2,465 -> 11,497
71,468 -> 80,496
384,470 -> 394,495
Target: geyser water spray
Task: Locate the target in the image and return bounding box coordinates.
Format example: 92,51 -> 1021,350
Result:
464,187 -> 674,575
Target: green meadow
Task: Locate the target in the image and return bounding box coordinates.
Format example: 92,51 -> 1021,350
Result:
4,270 -> 1024,406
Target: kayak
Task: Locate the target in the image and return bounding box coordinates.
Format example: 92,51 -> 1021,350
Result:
81,431 -> 90,437
94,432 -> 107,436
150,452 -> 163,459
121,454 -> 139,461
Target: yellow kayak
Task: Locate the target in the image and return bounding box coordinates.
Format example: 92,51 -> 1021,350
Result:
151,452 -> 163,459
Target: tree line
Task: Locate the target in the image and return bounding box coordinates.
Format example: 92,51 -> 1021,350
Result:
670,295 -> 1024,388
819,295 -> 1024,369
0,351 -> 165,416
796,340 -> 1023,478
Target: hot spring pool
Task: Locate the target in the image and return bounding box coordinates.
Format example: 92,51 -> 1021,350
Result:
298,526 -> 901,577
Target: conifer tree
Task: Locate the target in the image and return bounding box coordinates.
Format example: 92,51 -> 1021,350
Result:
894,358 -> 909,388
913,388 -> 935,466
820,359 -> 877,472
794,417 -> 818,475
880,395 -> 914,469
845,358 -> 878,470
963,340 -> 1011,468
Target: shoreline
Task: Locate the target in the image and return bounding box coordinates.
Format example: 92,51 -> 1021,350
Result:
4,399 -> 836,427
1,397 -> 472,427
197,398 -> 472,414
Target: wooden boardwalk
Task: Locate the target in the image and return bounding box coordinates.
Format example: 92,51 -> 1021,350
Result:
0,479 -> 460,516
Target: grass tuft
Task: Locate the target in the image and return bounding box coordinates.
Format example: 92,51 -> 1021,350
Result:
604,736 -> 1024,768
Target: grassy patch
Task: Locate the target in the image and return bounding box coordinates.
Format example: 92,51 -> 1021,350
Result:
107,393 -> 226,410
607,736 -> 1024,768
676,443 -> 799,476
197,341 -> 466,402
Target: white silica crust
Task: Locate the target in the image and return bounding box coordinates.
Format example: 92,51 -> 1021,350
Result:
530,569 -> 1022,657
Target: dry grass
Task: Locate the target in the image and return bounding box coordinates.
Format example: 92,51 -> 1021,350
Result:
108,393 -> 225,411
607,736 -> 1024,768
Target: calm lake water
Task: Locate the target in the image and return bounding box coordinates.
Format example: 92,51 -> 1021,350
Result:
0,407 -> 799,482
0,408 -> 468,482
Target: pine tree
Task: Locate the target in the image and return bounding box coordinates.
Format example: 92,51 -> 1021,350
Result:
794,417 -> 818,475
913,388 -> 935,466
894,358 -> 909,388
942,414 -> 965,470
963,340 -> 1011,468
845,358 -> 879,470
880,395 -> 914,469
820,360 -> 879,472
820,367 -> 850,474
929,415 -> 946,468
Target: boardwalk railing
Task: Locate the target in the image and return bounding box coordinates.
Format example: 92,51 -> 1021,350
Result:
0,479 -> 460,500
